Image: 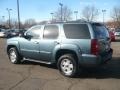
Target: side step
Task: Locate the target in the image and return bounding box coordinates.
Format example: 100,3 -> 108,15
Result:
22,58 -> 52,64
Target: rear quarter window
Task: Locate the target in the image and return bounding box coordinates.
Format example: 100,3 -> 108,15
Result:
92,23 -> 109,39
63,24 -> 90,39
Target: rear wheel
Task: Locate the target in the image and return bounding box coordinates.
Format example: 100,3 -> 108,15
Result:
57,54 -> 79,77
8,47 -> 22,64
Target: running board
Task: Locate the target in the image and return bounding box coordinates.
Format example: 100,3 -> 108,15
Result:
22,58 -> 52,64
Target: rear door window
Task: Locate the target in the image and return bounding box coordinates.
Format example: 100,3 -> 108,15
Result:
43,25 -> 59,39
63,24 -> 90,39
92,23 -> 109,39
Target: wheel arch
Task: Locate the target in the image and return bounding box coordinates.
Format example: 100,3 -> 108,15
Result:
55,49 -> 79,63
7,45 -> 15,53
7,45 -> 19,54
7,40 -> 20,54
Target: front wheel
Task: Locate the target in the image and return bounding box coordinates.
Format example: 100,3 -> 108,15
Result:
8,47 -> 22,64
57,54 -> 79,77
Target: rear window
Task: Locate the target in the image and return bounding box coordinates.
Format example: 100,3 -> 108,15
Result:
63,24 -> 90,39
92,23 -> 109,38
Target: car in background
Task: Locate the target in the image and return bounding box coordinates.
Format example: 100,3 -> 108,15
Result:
6,29 -> 27,38
114,28 -> 120,40
114,28 -> 120,37
19,29 -> 27,36
109,31 -> 115,41
6,29 -> 20,38
0,29 -> 6,38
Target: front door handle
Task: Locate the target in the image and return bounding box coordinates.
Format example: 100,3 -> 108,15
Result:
34,41 -> 39,44
54,41 -> 60,44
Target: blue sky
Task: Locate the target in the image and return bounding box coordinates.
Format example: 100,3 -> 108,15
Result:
0,0 -> 120,23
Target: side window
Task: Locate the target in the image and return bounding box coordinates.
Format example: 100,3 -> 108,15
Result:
43,25 -> 59,39
26,26 -> 41,39
63,24 -> 90,39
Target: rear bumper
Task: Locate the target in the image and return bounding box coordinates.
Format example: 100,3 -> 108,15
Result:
80,49 -> 113,67
101,49 -> 113,64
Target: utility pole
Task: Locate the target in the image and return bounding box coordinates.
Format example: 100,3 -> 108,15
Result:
74,11 -> 78,20
17,0 -> 21,29
59,3 -> 63,22
102,10 -> 106,24
6,8 -> 12,29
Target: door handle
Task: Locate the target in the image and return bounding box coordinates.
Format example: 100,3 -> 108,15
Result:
54,41 -> 60,44
34,41 -> 39,44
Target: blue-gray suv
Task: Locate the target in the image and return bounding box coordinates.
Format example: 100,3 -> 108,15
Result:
6,22 -> 113,77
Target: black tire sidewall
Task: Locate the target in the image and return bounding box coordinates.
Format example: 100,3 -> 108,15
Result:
57,54 -> 78,77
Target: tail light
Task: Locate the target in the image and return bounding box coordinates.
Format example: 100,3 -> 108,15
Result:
91,39 -> 99,55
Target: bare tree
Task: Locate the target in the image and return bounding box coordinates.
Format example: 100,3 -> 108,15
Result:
39,21 -> 48,25
111,6 -> 120,27
24,19 -> 37,28
10,19 -> 18,29
82,6 -> 99,22
54,6 -> 72,21
4,19 -> 24,29
111,7 -> 120,22
11,20 -> 24,29
4,19 -> 10,29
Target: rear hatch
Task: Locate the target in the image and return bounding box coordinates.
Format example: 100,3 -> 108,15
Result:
92,23 -> 111,55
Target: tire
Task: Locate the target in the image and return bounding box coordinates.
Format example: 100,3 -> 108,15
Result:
8,47 -> 22,64
57,54 -> 79,77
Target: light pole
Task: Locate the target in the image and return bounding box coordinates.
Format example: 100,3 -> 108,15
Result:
17,0 -> 21,29
74,11 -> 78,20
59,3 -> 63,22
102,9 -> 106,24
6,8 -> 12,29
50,13 -> 54,22
2,16 -> 5,26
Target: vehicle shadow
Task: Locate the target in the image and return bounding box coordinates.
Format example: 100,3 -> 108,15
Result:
77,57 -> 120,79
21,57 -> 120,79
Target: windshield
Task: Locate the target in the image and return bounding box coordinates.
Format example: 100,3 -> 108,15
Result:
92,23 -> 109,39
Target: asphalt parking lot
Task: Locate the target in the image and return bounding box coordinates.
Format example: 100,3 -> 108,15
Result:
0,38 -> 120,90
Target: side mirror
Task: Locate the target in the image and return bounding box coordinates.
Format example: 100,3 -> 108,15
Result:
24,33 -> 33,39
